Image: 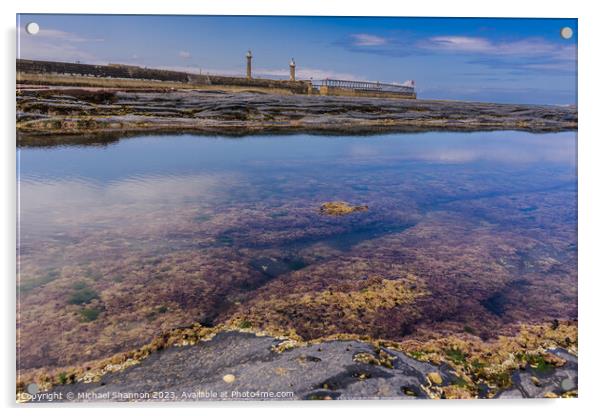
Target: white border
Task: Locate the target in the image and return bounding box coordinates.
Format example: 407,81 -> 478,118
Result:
2,1 -> 600,415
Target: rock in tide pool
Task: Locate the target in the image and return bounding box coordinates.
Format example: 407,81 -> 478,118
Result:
319,201 -> 368,216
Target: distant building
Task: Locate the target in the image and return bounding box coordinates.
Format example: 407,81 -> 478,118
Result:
289,58 -> 296,81
246,50 -> 253,79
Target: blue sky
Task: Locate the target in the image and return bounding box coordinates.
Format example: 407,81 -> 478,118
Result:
17,15 -> 577,104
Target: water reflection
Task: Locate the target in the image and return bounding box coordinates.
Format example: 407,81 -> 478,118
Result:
17,131 -> 578,371
18,131 -> 576,238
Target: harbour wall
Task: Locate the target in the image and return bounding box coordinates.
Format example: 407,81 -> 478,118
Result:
17,59 -> 416,99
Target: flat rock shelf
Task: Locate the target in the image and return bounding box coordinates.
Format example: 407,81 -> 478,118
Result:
41,331 -> 576,402
17,88 -> 577,139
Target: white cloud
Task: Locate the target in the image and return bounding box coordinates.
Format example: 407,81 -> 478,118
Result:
18,26 -> 103,63
427,36 -> 492,53
423,35 -> 576,61
178,51 -> 191,59
32,28 -> 104,42
350,33 -> 387,47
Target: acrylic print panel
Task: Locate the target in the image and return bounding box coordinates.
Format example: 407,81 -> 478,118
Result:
16,14 -> 577,402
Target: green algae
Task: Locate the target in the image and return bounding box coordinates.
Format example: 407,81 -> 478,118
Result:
79,308 -> 101,322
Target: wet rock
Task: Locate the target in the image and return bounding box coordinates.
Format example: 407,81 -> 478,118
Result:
496,388 -> 525,399
17,89 -> 577,137
46,331 -> 445,402
495,348 -> 577,398
32,333 -> 578,402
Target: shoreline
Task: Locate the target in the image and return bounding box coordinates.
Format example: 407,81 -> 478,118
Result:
17,321 -> 578,402
17,87 -> 577,138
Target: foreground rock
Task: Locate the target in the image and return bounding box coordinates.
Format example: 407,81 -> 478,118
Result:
16,88 -> 577,139
26,331 -> 576,402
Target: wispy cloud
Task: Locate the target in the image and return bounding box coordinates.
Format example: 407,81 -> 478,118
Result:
350,33 -> 387,47
18,26 -> 104,63
178,50 -> 191,59
422,36 -> 576,74
421,36 -> 575,60
339,32 -> 576,75
32,28 -> 104,42
423,36 -> 492,53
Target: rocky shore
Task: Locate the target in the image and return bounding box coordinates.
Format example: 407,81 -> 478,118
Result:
23,331 -> 576,402
16,88 -> 577,138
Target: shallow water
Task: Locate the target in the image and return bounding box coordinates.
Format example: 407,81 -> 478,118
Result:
16,131 -> 578,370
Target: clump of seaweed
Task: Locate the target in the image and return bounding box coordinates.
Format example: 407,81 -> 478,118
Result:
79,308 -> 101,322
353,348 -> 397,369
391,320 -> 577,398
68,282 -> 99,305
227,270 -> 428,340
319,201 -> 368,216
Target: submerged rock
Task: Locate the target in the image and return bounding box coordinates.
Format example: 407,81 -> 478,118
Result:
319,201 -> 368,216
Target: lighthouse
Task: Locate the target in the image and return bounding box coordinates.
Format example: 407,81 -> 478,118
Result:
246,50 -> 253,79
289,58 -> 296,81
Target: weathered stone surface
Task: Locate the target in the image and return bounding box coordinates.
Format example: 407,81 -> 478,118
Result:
17,89 -> 577,138
492,348 -> 578,399
36,332 -> 576,402
42,331 -> 444,401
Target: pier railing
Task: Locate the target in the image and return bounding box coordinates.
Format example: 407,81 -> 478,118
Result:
313,79 -> 415,93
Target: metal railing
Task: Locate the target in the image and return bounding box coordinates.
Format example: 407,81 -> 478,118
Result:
312,78 -> 415,93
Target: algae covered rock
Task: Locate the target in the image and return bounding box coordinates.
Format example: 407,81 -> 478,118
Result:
319,201 -> 368,216
427,372 -> 443,385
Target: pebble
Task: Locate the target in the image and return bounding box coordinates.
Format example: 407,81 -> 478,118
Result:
223,374 -> 236,383
561,377 -> 576,391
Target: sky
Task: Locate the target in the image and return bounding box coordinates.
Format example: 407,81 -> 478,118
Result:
17,14 -> 577,105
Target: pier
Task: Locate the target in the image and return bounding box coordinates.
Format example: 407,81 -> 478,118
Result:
17,57 -> 417,99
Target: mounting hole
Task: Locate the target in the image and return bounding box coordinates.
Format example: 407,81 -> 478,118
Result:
560,27 -> 573,40
25,22 -> 39,35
